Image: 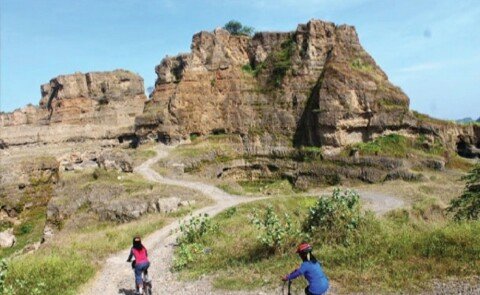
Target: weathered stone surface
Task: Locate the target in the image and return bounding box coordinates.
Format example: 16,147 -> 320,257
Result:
0,70 -> 146,146
157,197 -> 181,213
0,228 -> 16,248
97,150 -> 133,172
42,225 -> 55,243
137,19 -> 478,157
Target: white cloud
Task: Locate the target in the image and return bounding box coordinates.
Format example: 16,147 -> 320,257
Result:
397,62 -> 445,73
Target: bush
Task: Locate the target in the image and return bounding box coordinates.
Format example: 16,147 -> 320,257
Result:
223,20 -> 254,36
448,163 -> 480,220
303,188 -> 364,245
173,243 -> 203,271
178,213 -> 217,244
250,205 -> 307,254
174,214 -> 218,270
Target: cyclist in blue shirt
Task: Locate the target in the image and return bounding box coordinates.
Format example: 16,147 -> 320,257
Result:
282,243 -> 329,295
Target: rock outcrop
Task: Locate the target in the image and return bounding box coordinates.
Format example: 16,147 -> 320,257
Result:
0,70 -> 146,146
0,228 -> 16,248
136,19 -> 479,156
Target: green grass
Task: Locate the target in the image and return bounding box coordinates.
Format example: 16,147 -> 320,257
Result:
354,134 -> 409,157
347,133 -> 452,160
217,179 -> 298,197
174,197 -> 480,293
350,57 -> 374,72
1,147 -> 207,294
4,252 -> 95,295
412,111 -> 455,126
0,207 -> 47,259
238,179 -> 298,196
172,134 -> 240,160
2,211 -> 172,294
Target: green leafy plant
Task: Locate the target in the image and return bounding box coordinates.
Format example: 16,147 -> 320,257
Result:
178,213 -> 218,244
0,259 -> 8,294
270,38 -> 296,87
224,207 -> 237,218
303,188 -> 364,245
173,243 -> 203,270
174,214 -> 218,271
448,163 -> 480,220
250,205 -> 307,254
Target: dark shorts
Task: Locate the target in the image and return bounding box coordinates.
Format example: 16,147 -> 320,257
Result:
134,261 -> 150,284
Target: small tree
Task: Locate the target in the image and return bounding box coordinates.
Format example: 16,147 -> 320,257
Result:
448,163 -> 480,220
223,20 -> 254,36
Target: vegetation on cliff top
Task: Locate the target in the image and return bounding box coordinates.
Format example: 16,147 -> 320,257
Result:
223,20 -> 254,36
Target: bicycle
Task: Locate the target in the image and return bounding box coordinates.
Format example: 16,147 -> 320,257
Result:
129,260 -> 152,295
282,280 -> 292,295
140,270 -> 152,295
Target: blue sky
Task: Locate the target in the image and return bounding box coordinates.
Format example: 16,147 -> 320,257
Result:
1,0 -> 479,120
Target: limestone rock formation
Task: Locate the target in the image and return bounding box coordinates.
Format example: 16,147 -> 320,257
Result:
137,20 -> 410,146
136,19 -> 478,156
0,70 -> 146,146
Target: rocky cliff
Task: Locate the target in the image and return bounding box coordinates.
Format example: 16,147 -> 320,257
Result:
136,19 -> 478,156
0,20 -> 477,157
0,70 -> 146,146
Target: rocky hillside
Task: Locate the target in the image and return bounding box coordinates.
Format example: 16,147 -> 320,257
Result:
135,19 -> 479,156
0,20 -> 478,158
0,70 -> 146,146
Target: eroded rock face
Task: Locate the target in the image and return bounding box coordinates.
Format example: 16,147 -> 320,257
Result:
0,70 -> 146,146
137,20 -> 478,155
138,20 -> 410,147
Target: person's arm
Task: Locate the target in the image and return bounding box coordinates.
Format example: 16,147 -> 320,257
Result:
284,263 -> 306,280
145,247 -> 148,257
126,249 -> 133,262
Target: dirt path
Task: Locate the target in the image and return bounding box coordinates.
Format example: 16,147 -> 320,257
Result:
80,145 -> 407,295
80,145 -> 267,295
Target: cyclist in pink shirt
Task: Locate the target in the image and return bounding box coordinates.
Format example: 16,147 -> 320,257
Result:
127,236 -> 150,294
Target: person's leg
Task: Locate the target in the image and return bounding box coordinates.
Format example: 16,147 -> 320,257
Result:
134,264 -> 143,292
305,286 -> 310,295
142,262 -> 151,282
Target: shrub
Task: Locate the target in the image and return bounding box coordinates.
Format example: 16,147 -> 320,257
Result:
448,163 -> 480,220
270,38 -> 295,87
174,214 -> 218,270
173,243 -> 203,270
178,213 -> 218,244
250,205 -> 307,254
303,188 -> 364,245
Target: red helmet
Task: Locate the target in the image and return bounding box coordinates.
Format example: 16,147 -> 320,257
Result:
296,243 -> 312,254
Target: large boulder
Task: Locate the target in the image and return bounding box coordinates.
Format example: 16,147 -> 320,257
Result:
97,150 -> 133,172
0,228 -> 16,248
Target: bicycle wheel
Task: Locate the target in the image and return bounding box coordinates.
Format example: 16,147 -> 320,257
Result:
144,281 -> 152,295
